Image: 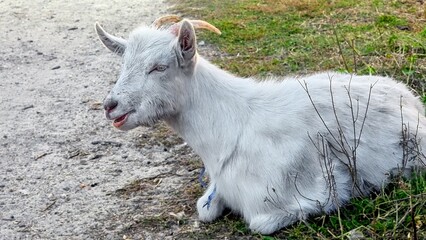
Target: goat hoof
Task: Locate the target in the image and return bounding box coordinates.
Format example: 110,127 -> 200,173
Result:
196,194 -> 224,222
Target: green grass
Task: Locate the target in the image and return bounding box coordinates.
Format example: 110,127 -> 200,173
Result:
280,173 -> 426,239
173,0 -> 426,95
119,0 -> 426,238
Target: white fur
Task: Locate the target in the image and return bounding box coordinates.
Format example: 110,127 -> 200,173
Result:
95,20 -> 426,234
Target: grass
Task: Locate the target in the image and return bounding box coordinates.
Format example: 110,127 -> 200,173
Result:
279,173 -> 426,239
125,170 -> 424,239
118,0 -> 426,239
173,0 -> 426,97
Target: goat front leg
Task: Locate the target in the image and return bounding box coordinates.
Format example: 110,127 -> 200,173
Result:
196,183 -> 225,222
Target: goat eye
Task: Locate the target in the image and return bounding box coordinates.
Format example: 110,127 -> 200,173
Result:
156,65 -> 167,71
149,65 -> 168,74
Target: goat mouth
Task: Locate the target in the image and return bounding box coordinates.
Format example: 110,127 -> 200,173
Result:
112,113 -> 129,128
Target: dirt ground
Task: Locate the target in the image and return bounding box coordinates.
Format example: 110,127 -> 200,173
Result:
0,1 -> 204,239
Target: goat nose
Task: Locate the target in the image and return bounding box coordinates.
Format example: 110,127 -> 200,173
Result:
104,99 -> 118,112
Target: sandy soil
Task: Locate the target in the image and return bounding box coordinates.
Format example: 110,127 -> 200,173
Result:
0,1 -> 202,239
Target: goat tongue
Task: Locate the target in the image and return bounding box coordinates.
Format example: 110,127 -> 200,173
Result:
113,113 -> 128,128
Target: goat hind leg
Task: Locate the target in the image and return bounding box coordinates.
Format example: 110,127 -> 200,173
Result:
249,213 -> 299,235
196,183 -> 225,222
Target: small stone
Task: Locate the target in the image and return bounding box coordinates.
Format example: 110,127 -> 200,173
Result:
111,169 -> 122,176
396,25 -> 411,31
193,220 -> 200,229
169,211 -> 185,220
51,65 -> 60,70
18,189 -> 29,195
89,101 -> 102,110
90,154 -> 103,160
347,229 -> 364,240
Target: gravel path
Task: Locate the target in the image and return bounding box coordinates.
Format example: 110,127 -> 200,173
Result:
0,1 -> 200,239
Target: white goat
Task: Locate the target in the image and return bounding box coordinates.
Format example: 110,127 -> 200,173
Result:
95,16 -> 426,234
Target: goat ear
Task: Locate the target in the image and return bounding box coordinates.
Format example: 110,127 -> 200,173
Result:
176,20 -> 197,65
95,22 -> 126,56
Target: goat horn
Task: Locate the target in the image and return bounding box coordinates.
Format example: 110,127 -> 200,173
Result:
189,20 -> 222,35
152,16 -> 222,35
152,15 -> 182,29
